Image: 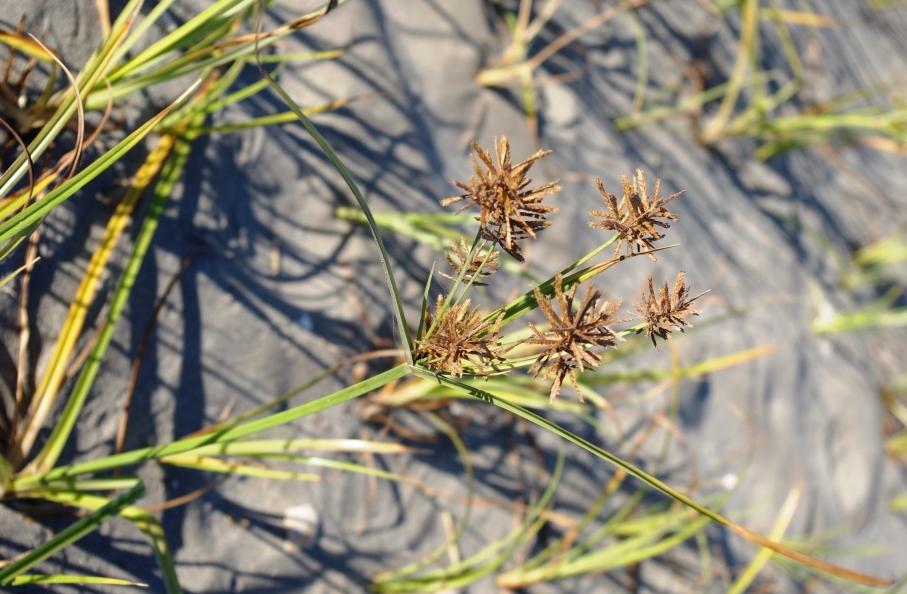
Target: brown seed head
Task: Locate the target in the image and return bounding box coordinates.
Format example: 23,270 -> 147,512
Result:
635,272 -> 701,347
440,238 -> 499,286
589,169 -> 680,260
414,296 -> 505,376
528,275 -> 621,400
442,137 -> 560,262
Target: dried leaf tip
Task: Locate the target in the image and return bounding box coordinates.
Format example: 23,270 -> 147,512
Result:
529,275 -> 621,400
440,239 -> 499,286
442,136 -> 560,262
414,296 -> 505,377
589,169 -> 681,260
635,272 -> 702,347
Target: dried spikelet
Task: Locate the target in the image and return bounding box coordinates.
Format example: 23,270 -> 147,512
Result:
589,169 -> 680,260
414,296 -> 505,376
528,275 -> 621,400
635,272 -> 702,347
440,239 -> 499,286
442,136 -> 560,262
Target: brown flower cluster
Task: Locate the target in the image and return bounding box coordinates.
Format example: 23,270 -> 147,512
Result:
442,137 -> 559,261
635,272 -> 701,346
589,169 -> 680,259
418,139 -> 699,400
528,275 -> 621,400
413,296 -> 505,377
440,239 -> 499,286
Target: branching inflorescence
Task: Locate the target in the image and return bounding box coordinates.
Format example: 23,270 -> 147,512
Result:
418,138 -> 698,400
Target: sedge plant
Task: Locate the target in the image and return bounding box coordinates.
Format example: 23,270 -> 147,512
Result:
0,1 -> 899,592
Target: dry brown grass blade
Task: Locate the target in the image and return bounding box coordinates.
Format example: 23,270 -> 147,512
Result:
13,230 -> 39,423
0,29 -> 54,63
726,522 -> 892,587
29,35 -> 85,180
527,0 -> 648,70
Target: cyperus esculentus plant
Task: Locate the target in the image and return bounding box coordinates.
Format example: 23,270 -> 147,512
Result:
419,137 -> 688,401
0,1 -> 894,589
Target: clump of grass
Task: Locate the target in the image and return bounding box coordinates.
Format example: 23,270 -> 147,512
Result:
477,0 -> 648,133
615,1 -> 907,158
811,231 -> 907,334
0,2 -> 379,590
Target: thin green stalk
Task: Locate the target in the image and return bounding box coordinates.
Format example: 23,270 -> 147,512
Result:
8,575 -> 145,587
254,26 -> 413,362
416,262 -> 436,340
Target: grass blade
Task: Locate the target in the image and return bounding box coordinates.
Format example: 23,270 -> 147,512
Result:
14,365 -> 410,489
33,488 -> 181,594
159,455 -> 320,482
0,482 -> 143,583
9,574 -> 146,587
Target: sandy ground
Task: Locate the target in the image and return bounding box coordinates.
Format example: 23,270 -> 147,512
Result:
2,1 -> 907,592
